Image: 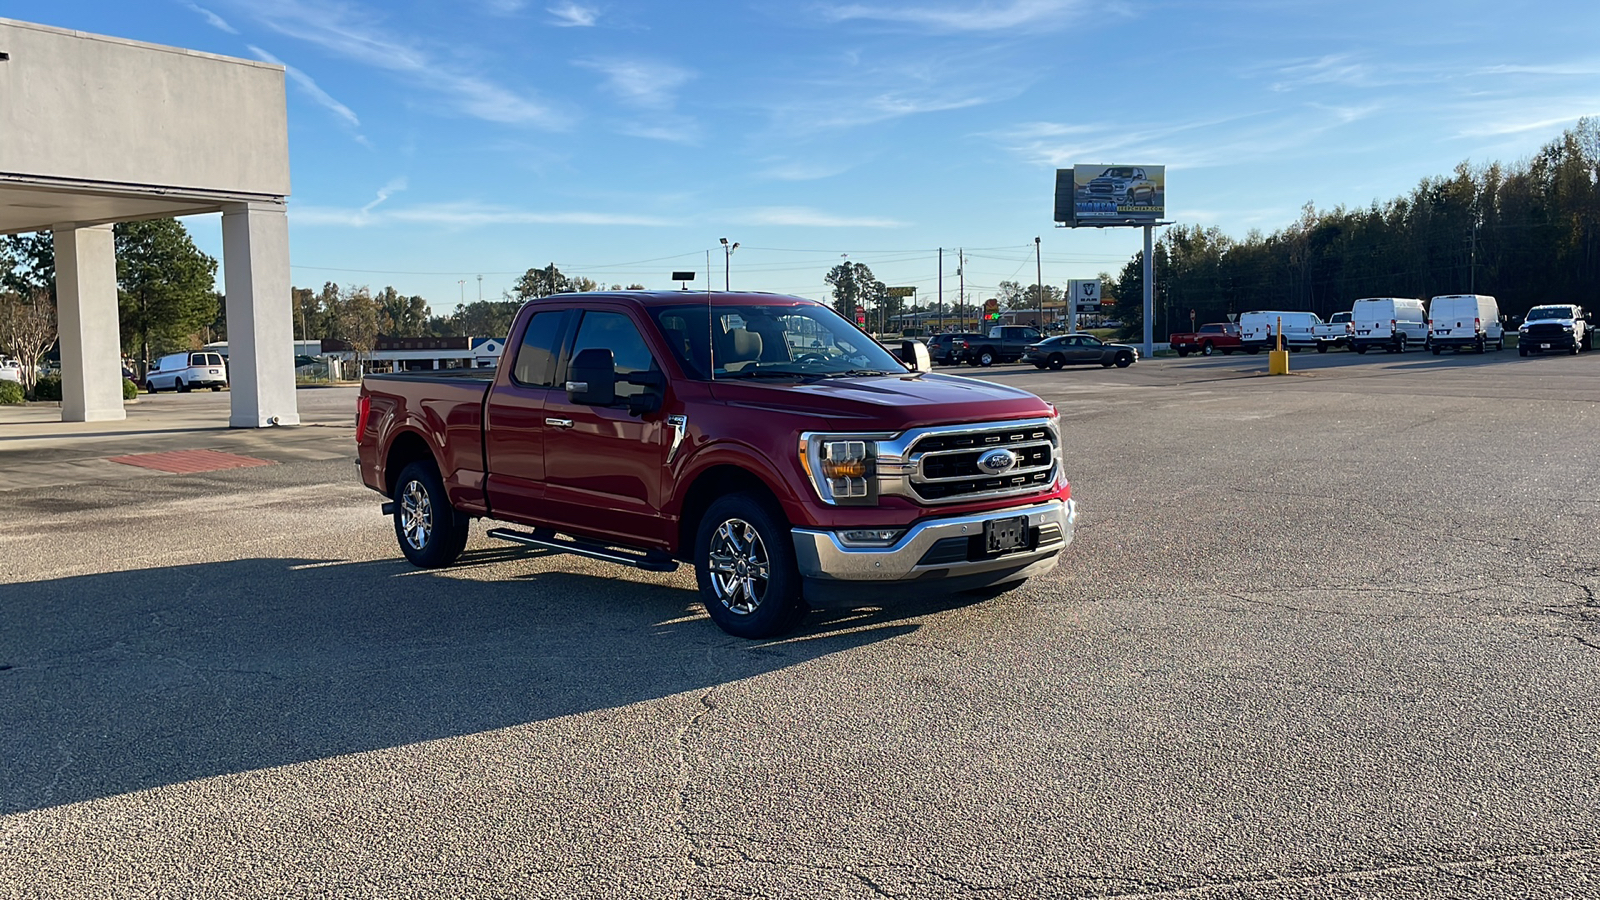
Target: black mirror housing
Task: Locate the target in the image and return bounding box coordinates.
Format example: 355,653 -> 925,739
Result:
567,347 -> 616,406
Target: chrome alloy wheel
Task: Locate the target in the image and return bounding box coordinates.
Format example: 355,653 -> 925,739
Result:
400,479 -> 434,550
706,517 -> 771,615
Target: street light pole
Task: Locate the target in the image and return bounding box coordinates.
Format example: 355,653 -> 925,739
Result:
720,237 -> 739,291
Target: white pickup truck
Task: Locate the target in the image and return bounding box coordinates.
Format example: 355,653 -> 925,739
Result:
1312,311 -> 1353,352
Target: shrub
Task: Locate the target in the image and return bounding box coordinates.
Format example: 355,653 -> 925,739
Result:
123,378 -> 138,400
31,374 -> 61,401
0,380 -> 24,405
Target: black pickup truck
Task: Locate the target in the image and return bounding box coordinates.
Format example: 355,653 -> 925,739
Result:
965,325 -> 1046,367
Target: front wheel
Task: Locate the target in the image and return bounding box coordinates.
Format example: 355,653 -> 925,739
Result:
1200,342 -> 1214,357
978,349 -> 996,367
1048,353 -> 1065,370
392,460 -> 470,568
1114,351 -> 1134,368
696,493 -> 805,639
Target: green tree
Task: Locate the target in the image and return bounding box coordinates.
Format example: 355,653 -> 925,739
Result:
115,219 -> 218,366
377,286 -> 431,337
825,262 -> 877,319
325,284 -> 380,375
513,264 -> 570,300
450,300 -> 520,339
1,232 -> 56,300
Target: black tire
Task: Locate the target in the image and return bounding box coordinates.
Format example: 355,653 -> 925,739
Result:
392,460 -> 470,568
211,384 -> 223,391
1048,354 -> 1065,370
1570,342 -> 1580,356
1497,337 -> 1505,351
1114,351 -> 1134,368
978,348 -> 996,367
1432,346 -> 1441,355
1397,336 -> 1408,353
175,378 -> 188,393
1476,336 -> 1485,354
1317,342 -> 1328,353
1200,342 -> 1214,356
1355,345 -> 1368,354
1519,346 -> 1529,357
695,493 -> 805,639
1176,346 -> 1189,357
146,381 -> 159,394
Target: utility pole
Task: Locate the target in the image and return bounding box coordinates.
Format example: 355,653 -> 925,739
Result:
720,237 -> 739,290
1034,236 -> 1043,328
958,249 -> 965,328
938,248 -> 944,332
477,274 -> 483,302
458,279 -> 465,305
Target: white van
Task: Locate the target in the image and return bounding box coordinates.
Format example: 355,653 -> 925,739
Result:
145,351 -> 228,393
1238,311 -> 1324,352
1428,294 -> 1502,353
1350,298 -> 1427,353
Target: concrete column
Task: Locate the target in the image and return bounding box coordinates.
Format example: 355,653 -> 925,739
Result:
53,224 -> 127,422
222,201 -> 299,427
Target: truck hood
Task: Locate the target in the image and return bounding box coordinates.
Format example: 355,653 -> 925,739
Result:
708,372 -> 1051,431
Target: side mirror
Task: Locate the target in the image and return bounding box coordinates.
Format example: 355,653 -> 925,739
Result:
897,340 -> 933,372
566,347 -> 615,406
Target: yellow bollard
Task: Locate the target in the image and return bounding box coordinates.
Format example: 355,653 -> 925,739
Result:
1267,314 -> 1290,373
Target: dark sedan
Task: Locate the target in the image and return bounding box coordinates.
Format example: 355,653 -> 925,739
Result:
1023,334 -> 1139,369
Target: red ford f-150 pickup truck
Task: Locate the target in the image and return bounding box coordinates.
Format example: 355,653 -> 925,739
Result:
356,291 -> 1076,638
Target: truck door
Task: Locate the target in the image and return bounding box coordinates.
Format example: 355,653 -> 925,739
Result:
540,309 -> 670,546
484,308 -> 572,520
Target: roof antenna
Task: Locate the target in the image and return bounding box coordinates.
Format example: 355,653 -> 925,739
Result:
706,249 -> 715,381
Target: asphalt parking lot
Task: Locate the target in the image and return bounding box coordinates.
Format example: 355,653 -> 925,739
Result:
2,351 -> 1597,898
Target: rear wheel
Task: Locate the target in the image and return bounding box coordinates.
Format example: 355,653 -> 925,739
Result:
1476,336 -> 1486,354
696,493 -> 806,639
175,378 -> 188,392
1200,342 -> 1214,356
978,349 -> 996,367
392,460 -> 470,568
1176,346 -> 1190,357
1317,342 -> 1328,353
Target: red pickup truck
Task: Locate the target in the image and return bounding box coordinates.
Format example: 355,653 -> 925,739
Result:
1168,322 -> 1242,356
356,291 -> 1076,638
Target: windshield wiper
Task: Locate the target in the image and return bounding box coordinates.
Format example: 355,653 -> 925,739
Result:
717,369 -> 811,379
814,369 -> 900,378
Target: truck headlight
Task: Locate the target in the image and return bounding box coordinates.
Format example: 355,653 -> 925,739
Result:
801,434 -> 885,505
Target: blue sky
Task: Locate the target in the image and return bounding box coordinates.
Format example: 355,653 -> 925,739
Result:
11,1 -> 1600,312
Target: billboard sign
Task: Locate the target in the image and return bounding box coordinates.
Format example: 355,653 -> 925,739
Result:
1054,165 -> 1165,226
1068,279 -> 1101,313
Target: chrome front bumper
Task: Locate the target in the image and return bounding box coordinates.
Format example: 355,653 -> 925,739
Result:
791,498 -> 1075,582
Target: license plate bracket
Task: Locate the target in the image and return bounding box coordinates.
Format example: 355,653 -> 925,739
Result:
984,516 -> 1029,554
1541,343 -> 1552,349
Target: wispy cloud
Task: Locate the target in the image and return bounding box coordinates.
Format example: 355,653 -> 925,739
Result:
247,45 -> 364,135
362,177 -> 408,214
548,2 -> 599,27
759,160 -> 857,181
730,207 -> 905,228
237,0 -> 562,128
183,2 -> 239,34
576,59 -> 694,110
817,0 -> 1086,32
294,199 -> 672,228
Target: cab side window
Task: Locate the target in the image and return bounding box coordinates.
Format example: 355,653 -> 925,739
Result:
511,311 -> 567,388
571,312 -> 657,399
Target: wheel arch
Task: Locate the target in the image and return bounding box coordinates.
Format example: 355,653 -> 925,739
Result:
675,461 -> 790,561
383,428 -> 442,497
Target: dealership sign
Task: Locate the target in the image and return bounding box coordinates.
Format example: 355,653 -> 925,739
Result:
1053,165 -> 1165,226
1068,279 -> 1102,314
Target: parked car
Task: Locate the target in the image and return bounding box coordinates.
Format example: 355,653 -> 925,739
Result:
1023,334 -> 1138,369
926,332 -> 984,365
1351,297 -> 1428,353
1429,294 -> 1504,354
0,356 -> 22,383
357,291 -> 1076,640
1518,303 -> 1590,356
145,351 -> 228,392
1168,322 -> 1242,357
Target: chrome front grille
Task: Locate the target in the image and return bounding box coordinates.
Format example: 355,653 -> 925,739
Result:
886,419 -> 1060,504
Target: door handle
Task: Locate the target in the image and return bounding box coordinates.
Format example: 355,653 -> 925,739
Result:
544,417 -> 574,428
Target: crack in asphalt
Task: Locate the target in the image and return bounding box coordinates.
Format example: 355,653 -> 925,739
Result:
1100,845 -> 1600,897
671,689 -> 719,890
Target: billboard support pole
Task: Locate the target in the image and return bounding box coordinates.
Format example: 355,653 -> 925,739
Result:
1142,224 -> 1154,359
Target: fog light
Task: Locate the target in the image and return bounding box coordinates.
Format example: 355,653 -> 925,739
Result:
840,528 -> 903,547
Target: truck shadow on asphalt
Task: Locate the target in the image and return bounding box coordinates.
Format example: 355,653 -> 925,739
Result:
0,553 -> 980,814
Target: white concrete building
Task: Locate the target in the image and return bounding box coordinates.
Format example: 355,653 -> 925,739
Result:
0,18 -> 296,427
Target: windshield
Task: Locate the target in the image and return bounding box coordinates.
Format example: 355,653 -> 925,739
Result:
1526,306 -> 1572,321
652,302 -> 908,380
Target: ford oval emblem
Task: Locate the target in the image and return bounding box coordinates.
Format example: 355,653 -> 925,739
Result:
977,448 -> 1018,475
